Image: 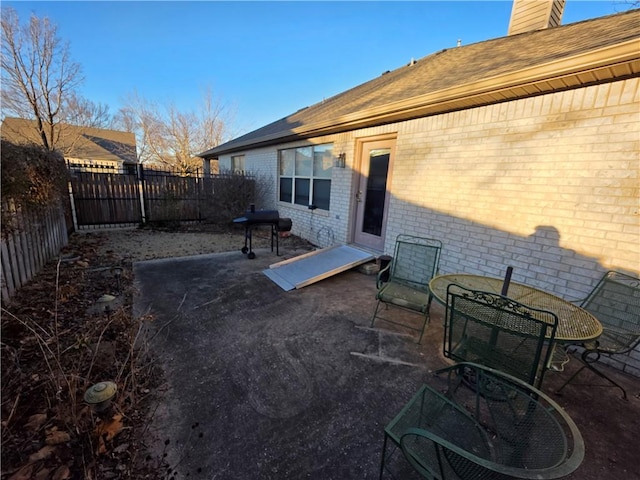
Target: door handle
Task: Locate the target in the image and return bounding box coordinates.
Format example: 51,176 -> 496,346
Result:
356,191 -> 363,202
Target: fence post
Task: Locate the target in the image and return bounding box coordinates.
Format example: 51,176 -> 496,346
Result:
137,164 -> 147,224
67,176 -> 79,232
196,167 -> 202,222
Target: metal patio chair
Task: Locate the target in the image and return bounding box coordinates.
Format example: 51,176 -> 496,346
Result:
557,270 -> 640,400
370,235 -> 442,343
378,362 -> 585,480
442,284 -> 558,389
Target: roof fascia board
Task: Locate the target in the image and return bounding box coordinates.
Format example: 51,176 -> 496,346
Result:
206,39 -> 639,157
298,39 -> 639,133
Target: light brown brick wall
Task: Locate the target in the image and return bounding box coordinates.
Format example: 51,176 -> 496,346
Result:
384,78 -> 639,375
384,79 -> 638,296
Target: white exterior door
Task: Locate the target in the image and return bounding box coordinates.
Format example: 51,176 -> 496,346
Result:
353,138 -> 395,251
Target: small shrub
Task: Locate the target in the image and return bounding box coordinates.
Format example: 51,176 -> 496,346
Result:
204,171 -> 257,222
1,140 -> 69,237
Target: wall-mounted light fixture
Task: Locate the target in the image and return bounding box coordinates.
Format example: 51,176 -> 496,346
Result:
334,153 -> 346,168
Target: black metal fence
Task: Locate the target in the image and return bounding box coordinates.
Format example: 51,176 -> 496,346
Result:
68,164 -> 256,228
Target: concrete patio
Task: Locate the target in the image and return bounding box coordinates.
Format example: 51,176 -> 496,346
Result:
133,247 -> 639,480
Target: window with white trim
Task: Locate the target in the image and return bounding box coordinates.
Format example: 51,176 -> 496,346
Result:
231,155 -> 245,173
278,144 -> 333,210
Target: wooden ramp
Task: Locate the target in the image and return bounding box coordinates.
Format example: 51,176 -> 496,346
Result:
263,245 -> 375,291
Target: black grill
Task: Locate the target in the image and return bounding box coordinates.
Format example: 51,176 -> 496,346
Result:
233,206 -> 292,259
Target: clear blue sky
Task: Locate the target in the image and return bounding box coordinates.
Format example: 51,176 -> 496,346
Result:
4,1 -> 630,139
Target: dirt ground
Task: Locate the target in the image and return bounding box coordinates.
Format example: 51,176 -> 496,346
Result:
91,223 -> 311,263
2,224 -> 639,480
133,241 -> 640,480
1,223 -> 312,479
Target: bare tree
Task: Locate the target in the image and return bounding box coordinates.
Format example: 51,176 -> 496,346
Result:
1,7 -> 83,150
114,91 -> 168,165
1,7 -> 112,155
196,86 -> 230,155
114,87 -> 234,173
60,92 -> 112,130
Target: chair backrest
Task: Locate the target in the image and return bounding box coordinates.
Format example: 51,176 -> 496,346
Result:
389,235 -> 442,293
399,363 -> 584,479
444,284 -> 558,388
581,271 -> 640,353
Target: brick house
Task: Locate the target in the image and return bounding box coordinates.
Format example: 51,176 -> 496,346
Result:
201,4 -> 640,371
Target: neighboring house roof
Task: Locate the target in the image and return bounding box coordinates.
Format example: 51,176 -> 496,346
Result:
0,117 -> 138,165
201,8 -> 640,158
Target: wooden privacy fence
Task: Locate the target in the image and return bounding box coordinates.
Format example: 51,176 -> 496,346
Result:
1,200 -> 69,303
70,171 -> 142,225
69,166 -> 256,229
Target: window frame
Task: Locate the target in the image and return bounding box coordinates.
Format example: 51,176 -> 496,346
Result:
278,144 -> 333,211
230,154 -> 245,173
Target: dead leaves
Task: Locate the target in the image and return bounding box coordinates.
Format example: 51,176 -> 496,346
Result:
45,427 -> 71,446
7,464 -> 34,480
7,462 -> 70,480
25,413 -> 48,431
95,413 -> 124,455
27,445 -> 56,464
24,415 -> 73,448
57,283 -> 79,303
4,414 -> 126,480
7,446 -> 57,480
1,231 -> 163,478
51,465 -> 71,480
5,427 -> 73,479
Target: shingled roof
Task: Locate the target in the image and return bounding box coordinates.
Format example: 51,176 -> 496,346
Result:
1,117 -> 138,164
201,8 -> 640,158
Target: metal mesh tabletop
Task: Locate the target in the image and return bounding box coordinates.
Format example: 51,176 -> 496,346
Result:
380,363 -> 585,479
429,274 -> 603,343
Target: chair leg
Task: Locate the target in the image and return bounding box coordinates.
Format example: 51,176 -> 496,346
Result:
372,299 -> 432,343
417,312 -> 429,344
416,295 -> 434,344
556,364 -> 588,394
371,300 -> 383,328
583,362 -> 628,400
379,434 -> 389,480
557,350 -> 628,400
433,364 -> 452,377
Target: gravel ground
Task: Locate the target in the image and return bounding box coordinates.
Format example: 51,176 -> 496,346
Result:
82,224 -> 312,263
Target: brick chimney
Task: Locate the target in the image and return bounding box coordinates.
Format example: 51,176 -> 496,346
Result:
508,0 -> 566,35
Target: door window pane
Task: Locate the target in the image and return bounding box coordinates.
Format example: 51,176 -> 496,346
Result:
363,149 -> 390,236
369,149 -> 390,190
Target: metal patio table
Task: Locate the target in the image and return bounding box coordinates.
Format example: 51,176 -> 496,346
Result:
429,274 -> 603,344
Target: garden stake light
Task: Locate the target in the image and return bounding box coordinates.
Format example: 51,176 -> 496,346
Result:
84,381 -> 117,414
111,267 -> 123,293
